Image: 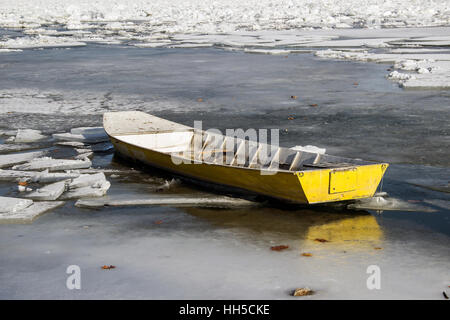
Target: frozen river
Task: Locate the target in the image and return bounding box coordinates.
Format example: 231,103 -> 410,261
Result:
0,41 -> 449,299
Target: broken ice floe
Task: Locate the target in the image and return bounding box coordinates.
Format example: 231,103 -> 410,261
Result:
0,198 -> 65,224
347,196 -> 435,212
52,127 -> 109,144
68,172 -> 106,189
12,157 -> 91,171
56,141 -> 87,148
7,129 -> 47,143
0,144 -> 38,153
0,35 -> 86,50
60,180 -> 111,200
23,180 -> 68,201
0,150 -> 47,168
75,194 -> 257,209
0,169 -> 80,183
0,196 -> 33,213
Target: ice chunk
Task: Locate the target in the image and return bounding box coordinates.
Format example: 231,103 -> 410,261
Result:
0,144 -> 36,153
387,71 -> 415,81
290,145 -> 326,154
61,180 -> 111,199
0,196 -> 33,213
0,129 -> 17,137
32,170 -> 81,183
70,127 -> 106,136
0,201 -> 64,224
56,141 -> 87,148
0,169 -> 36,181
75,194 -> 256,208
12,157 -> 91,171
0,169 -> 80,182
347,196 -> 435,212
75,152 -> 93,160
53,127 -> 108,144
0,150 -> 47,168
23,180 -> 68,201
10,129 -> 47,143
75,148 -> 92,154
68,172 -> 106,189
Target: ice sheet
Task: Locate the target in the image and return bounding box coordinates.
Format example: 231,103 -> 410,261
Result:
0,150 -> 47,168
60,180 -> 111,199
23,180 -> 68,201
68,172 -> 106,189
12,157 -> 92,171
0,196 -> 33,213
0,201 -> 64,223
75,194 -> 257,208
53,132 -> 109,143
0,169 -> 80,183
347,196 -> 435,212
0,144 -> 36,153
10,129 -> 47,143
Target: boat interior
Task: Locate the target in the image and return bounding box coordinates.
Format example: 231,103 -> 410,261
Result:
115,130 -> 373,172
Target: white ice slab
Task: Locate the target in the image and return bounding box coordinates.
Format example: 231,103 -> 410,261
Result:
0,196 -> 33,213
56,141 -> 87,147
68,172 -> 106,189
70,127 -> 106,136
52,132 -> 109,143
23,180 -> 68,201
0,144 -> 35,153
11,129 -> 47,143
75,152 -> 93,160
0,169 -> 81,182
61,180 -> 111,199
75,194 -> 256,208
12,157 -> 91,171
0,150 -> 47,168
0,201 -> 64,224
347,196 -> 435,212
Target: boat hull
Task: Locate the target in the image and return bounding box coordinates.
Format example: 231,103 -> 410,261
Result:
109,136 -> 387,204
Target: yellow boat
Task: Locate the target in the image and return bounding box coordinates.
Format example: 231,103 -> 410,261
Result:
103,111 -> 388,204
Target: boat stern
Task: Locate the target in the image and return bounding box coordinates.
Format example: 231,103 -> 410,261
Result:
295,163 -> 389,204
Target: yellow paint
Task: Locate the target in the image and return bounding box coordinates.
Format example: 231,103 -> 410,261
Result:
111,137 -> 388,205
295,164 -> 388,204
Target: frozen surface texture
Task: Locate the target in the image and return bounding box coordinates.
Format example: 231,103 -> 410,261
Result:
10,129 -> 47,143
75,194 -> 257,208
1,1 -> 450,87
23,180 -> 68,201
12,157 -> 92,171
0,150 -> 47,168
1,0 -> 449,32
0,196 -> 33,213
0,15 -> 449,298
0,201 -> 64,223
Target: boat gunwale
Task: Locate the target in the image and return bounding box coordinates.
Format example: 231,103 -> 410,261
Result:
108,128 -> 386,175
